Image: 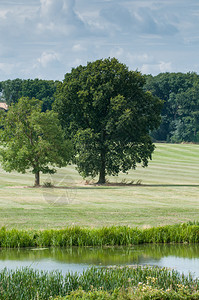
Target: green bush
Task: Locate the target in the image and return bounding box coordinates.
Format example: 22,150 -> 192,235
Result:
54,286 -> 199,300
54,288 -> 119,299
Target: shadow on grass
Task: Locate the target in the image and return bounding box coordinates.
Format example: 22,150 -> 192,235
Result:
41,183 -> 199,189
8,183 -> 199,190
141,184 -> 199,187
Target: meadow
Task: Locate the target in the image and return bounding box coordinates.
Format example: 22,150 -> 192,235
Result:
0,143 -> 198,229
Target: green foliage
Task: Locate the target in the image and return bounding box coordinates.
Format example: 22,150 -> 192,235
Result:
21,78 -> 59,111
56,286 -> 199,300
0,97 -> 73,185
54,58 -> 162,183
0,78 -> 23,105
0,223 -> 198,248
170,82 -> 199,143
55,288 -> 119,299
0,227 -> 35,248
144,72 -> 199,142
0,78 -> 58,111
2,71 -> 199,144
0,266 -> 198,300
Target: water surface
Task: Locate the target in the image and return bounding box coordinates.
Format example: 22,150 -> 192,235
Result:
0,244 -> 198,278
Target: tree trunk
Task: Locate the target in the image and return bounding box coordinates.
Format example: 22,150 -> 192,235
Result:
97,149 -> 106,184
34,171 -> 40,186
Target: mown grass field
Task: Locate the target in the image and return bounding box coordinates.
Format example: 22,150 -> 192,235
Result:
0,143 -> 198,229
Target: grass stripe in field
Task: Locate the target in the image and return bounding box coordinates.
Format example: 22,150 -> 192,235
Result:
154,143 -> 199,161
123,143 -> 199,185
0,143 -> 198,229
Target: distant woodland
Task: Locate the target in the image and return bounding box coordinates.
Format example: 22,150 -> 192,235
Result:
1,72 -> 199,143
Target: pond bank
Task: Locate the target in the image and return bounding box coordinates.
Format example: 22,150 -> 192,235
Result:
0,222 -> 199,247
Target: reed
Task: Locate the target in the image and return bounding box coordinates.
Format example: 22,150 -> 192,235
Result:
0,223 -> 198,248
0,266 -> 198,300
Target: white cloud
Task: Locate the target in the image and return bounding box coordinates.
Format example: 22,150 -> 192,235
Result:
72,58 -> 84,67
40,0 -> 63,18
136,7 -> 178,36
141,61 -> 172,75
37,51 -> 60,68
0,63 -> 15,75
109,48 -> 124,59
40,0 -> 77,22
100,4 -> 136,33
38,0 -> 85,36
0,10 -> 7,19
159,61 -> 172,73
72,44 -> 86,52
127,53 -> 154,65
0,0 -> 199,80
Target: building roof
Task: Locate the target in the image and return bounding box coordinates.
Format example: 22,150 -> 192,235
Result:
0,103 -> 8,110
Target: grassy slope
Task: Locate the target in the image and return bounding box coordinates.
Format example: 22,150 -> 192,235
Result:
0,143 -> 198,229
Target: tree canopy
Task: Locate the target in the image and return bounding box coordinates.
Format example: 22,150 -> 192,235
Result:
0,97 -> 72,186
2,71 -> 199,144
144,72 -> 199,142
54,58 -> 162,183
0,78 -> 59,111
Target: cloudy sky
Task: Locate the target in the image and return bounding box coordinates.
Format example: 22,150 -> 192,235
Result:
0,0 -> 199,81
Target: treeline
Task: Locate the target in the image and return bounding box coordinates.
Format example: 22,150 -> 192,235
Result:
145,72 -> 199,143
0,78 -> 59,111
1,71 -> 199,143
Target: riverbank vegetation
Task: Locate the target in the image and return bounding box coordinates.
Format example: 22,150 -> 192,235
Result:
0,222 -> 198,248
0,266 -> 198,300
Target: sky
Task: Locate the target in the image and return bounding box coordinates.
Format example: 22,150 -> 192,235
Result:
0,0 -> 199,81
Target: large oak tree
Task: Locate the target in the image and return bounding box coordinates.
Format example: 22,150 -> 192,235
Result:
0,97 -> 72,186
54,58 -> 162,184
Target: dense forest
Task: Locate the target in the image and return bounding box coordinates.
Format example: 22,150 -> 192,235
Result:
0,71 -> 199,143
0,78 -> 59,112
144,72 -> 199,143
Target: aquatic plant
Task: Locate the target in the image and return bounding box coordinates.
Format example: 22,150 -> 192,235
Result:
0,266 -> 198,300
0,223 -> 198,248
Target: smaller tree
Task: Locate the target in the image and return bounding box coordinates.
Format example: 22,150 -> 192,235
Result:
0,97 -> 73,186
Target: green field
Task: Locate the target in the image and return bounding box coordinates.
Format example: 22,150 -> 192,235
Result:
0,143 -> 198,229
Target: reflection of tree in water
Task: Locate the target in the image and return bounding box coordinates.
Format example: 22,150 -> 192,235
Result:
1,244 -> 199,265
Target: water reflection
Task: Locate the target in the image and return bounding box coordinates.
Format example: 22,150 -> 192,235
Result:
0,244 -> 198,277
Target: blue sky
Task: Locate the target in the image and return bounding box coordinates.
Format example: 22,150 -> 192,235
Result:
0,0 -> 199,81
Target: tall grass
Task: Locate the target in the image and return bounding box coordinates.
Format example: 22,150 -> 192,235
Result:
0,223 -> 198,248
0,266 -> 198,300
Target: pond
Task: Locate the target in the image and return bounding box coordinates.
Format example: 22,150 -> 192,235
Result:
0,244 -> 198,278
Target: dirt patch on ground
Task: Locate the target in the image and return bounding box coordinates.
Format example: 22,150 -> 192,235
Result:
6,186 -> 29,189
5,180 -> 143,189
